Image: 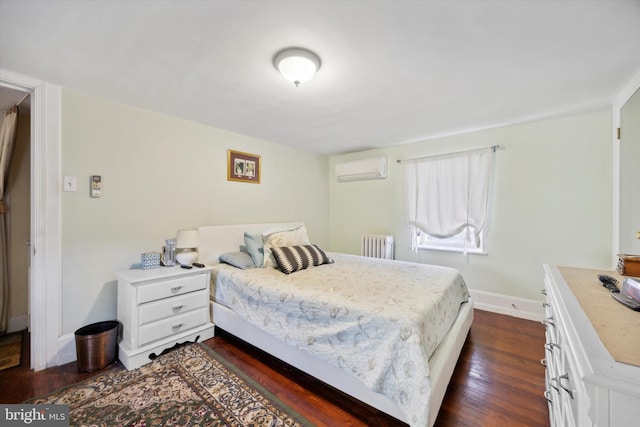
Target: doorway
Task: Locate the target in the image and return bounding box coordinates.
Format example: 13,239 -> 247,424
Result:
0,86 -> 30,335
618,87 -> 640,254
0,72 -> 62,371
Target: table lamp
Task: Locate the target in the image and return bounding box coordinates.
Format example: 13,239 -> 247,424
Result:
175,229 -> 199,265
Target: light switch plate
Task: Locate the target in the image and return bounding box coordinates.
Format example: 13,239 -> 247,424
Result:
63,176 -> 77,192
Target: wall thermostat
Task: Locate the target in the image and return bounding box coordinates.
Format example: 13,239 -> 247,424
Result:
90,175 -> 102,198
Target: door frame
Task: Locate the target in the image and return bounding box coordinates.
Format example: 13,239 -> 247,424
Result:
0,69 -> 61,371
612,71 -> 640,267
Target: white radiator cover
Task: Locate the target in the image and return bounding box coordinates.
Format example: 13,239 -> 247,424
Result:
335,157 -> 387,182
361,234 -> 394,259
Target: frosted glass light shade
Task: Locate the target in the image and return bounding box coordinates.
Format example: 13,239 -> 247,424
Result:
176,229 -> 198,249
274,48 -> 321,87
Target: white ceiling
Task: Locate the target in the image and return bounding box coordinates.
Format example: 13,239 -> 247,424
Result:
1,0 -> 639,155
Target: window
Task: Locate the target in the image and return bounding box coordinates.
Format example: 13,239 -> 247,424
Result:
401,147 -> 494,254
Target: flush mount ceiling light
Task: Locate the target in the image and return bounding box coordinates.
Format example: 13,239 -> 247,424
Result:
273,47 -> 321,87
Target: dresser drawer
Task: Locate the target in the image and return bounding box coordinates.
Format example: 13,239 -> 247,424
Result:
137,274 -> 207,304
139,289 -> 208,325
139,307 -> 209,346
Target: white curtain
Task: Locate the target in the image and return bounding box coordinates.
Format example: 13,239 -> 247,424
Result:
0,106 -> 19,334
402,147 -> 492,252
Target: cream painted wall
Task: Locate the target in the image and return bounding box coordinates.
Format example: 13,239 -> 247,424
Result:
61,89 -> 329,335
329,110 -> 612,301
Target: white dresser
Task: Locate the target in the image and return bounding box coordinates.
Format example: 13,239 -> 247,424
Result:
542,264 -> 640,427
117,265 -> 215,370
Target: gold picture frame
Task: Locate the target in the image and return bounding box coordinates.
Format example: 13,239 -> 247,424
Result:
227,150 -> 261,184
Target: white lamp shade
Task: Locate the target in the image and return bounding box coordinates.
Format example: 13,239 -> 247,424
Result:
274,48 -> 321,86
175,229 -> 198,249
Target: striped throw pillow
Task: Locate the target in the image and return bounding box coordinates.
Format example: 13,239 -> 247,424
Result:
271,245 -> 334,274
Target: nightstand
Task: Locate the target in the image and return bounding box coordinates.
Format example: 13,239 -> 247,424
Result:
116,265 -> 215,370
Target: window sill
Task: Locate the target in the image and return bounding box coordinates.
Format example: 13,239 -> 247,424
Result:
417,245 -> 487,255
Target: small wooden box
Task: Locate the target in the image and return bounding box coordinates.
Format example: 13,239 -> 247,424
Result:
617,254 -> 640,277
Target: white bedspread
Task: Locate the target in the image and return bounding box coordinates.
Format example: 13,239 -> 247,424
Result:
213,253 -> 469,427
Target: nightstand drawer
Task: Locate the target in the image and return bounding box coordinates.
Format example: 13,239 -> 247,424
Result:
139,289 -> 208,325
137,274 -> 207,304
139,307 -> 209,346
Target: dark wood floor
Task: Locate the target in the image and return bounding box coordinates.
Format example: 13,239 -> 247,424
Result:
0,309 -> 549,426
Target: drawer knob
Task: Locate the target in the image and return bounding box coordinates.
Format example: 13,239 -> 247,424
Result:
554,373 -> 575,399
172,323 -> 184,330
172,305 -> 184,311
171,285 -> 183,292
559,383 -> 575,399
544,343 -> 560,351
544,390 -> 553,404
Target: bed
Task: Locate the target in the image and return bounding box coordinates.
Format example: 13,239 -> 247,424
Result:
197,222 -> 473,427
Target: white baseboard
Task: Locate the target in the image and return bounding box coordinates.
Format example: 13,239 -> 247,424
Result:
7,314 -> 28,333
56,333 -> 77,365
469,289 -> 544,322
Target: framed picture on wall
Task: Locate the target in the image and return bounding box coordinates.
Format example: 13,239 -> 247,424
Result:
227,150 -> 261,184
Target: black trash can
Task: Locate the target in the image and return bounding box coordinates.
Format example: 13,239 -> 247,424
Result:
74,321 -> 119,372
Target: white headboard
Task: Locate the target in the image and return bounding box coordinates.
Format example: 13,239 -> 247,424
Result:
197,222 -> 304,265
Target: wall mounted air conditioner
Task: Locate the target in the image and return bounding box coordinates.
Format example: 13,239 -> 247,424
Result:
335,157 -> 387,182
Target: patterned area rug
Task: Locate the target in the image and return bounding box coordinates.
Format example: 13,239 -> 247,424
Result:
26,343 -> 313,426
0,330 -> 23,371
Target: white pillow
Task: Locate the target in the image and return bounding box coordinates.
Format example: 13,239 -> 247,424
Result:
262,224 -> 310,267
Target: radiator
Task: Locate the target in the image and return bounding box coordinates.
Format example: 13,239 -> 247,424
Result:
361,234 -> 394,259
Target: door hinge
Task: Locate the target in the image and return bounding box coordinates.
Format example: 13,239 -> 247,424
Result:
617,127 -> 621,140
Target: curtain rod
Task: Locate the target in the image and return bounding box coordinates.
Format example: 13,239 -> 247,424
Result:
396,144 -> 503,164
